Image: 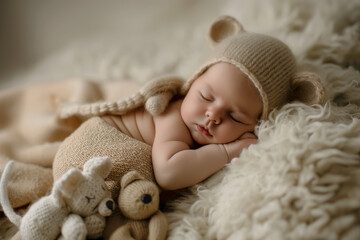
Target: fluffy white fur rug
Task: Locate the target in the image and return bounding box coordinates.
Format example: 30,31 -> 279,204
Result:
167,103 -> 360,239
164,1 -> 360,239
2,0 -> 360,239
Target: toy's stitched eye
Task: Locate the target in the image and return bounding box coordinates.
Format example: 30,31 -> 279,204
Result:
85,196 -> 95,203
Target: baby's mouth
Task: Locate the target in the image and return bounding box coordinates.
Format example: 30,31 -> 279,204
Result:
196,124 -> 213,137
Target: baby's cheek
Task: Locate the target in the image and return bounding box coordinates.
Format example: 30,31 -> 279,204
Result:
181,103 -> 198,123
218,125 -> 243,142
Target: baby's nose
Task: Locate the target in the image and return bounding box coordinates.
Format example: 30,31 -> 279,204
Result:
206,111 -> 221,124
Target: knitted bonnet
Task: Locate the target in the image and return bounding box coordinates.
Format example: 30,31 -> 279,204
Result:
60,16 -> 325,120
182,16 -> 325,120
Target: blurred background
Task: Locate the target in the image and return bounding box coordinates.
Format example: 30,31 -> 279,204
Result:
2,0 -> 355,91
0,0 -> 228,89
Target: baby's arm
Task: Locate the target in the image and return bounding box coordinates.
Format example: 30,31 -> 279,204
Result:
152,101 -> 255,190
223,132 -> 257,160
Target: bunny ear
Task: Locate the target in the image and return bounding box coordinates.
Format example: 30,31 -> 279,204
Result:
83,156 -> 112,179
208,15 -> 245,47
56,168 -> 84,199
291,72 -> 326,105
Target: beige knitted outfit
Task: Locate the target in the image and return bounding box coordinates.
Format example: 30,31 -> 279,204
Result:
53,117 -> 154,197
54,16 -> 325,194
54,76 -> 184,196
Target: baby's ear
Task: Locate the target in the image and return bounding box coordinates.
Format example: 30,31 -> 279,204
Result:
208,15 -> 245,47
291,72 -> 326,105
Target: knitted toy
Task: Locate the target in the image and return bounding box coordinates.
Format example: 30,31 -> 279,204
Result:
106,171 -> 168,240
0,156 -> 115,240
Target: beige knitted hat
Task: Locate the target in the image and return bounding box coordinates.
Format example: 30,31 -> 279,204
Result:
182,16 -> 325,120
59,76 -> 184,119
60,16 -> 325,121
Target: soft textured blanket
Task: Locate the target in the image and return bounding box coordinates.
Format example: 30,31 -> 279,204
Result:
1,0 -> 360,239
0,79 -> 142,207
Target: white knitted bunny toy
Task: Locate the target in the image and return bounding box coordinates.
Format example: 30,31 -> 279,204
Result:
0,156 -> 115,240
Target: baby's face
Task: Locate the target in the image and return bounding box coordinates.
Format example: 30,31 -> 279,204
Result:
181,62 -> 262,145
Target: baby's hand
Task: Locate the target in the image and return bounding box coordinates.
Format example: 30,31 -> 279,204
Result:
222,132 -> 258,162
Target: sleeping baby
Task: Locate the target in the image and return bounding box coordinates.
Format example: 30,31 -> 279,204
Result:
53,16 -> 325,192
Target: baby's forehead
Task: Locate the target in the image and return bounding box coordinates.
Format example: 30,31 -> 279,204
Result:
197,63 -> 257,89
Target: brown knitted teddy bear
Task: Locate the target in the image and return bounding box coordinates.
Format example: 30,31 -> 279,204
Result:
103,171 -> 167,240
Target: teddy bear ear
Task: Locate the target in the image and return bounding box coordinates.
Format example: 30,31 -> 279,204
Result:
83,156 -> 112,179
208,15 -> 245,48
121,171 -> 144,189
56,168 -> 84,199
290,72 -> 326,105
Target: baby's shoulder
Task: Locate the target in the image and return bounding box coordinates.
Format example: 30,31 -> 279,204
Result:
153,99 -> 193,145
157,99 -> 183,118
167,99 -> 183,110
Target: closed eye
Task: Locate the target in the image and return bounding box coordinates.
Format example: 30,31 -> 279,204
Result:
85,196 -> 95,203
199,91 -> 212,102
229,113 -> 244,124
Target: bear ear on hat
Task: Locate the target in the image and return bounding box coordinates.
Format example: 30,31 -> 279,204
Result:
208,15 -> 245,47
290,72 -> 326,105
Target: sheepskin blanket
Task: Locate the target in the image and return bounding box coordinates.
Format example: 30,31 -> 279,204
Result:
1,0 -> 360,239
164,1 -> 360,239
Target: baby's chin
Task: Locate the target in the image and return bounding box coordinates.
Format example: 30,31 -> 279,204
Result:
191,132 -> 212,146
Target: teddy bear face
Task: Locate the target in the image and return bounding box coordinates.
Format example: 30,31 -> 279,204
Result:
66,175 -> 111,216
118,179 -> 160,221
